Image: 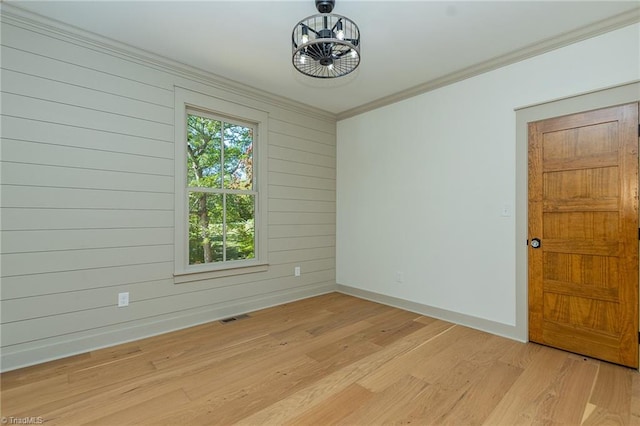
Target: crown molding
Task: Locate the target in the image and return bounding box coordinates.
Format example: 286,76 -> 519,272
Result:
2,2 -> 637,123
337,7 -> 640,121
0,2 -> 337,123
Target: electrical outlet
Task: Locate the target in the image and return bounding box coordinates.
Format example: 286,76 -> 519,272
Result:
118,292 -> 129,307
294,266 -> 301,277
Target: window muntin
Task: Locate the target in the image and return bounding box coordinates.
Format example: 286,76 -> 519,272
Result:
186,111 -> 256,265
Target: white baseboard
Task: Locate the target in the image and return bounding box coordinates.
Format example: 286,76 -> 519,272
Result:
1,283 -> 335,372
3,283 -> 527,372
336,284 -> 526,343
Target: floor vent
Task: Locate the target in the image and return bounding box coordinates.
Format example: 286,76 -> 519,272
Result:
220,314 -> 250,324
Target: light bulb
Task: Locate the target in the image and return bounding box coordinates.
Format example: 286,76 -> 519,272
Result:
328,63 -> 334,70
350,50 -> 358,58
299,53 -> 307,64
336,21 -> 344,40
301,34 -> 309,44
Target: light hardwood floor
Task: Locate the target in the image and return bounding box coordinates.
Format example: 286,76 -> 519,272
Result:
2,292 -> 639,425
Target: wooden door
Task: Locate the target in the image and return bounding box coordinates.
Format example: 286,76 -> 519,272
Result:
528,103 -> 639,368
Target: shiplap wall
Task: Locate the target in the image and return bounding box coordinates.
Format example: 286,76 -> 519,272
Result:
0,8 -> 336,371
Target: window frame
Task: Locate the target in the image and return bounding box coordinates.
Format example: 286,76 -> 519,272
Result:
174,87 -> 268,282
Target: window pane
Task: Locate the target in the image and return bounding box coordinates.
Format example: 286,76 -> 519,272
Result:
223,123 -> 253,190
187,114 -> 222,189
188,192 -> 223,264
225,194 -> 255,261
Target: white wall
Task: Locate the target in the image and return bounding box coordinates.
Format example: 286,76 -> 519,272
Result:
337,23 -> 640,337
0,7 -> 336,371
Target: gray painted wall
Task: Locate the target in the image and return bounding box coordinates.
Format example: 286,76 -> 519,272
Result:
0,8 -> 336,371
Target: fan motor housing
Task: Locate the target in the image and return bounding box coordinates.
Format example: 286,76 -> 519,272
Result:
315,0 -> 335,13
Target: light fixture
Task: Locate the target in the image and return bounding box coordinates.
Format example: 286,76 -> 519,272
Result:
292,0 -> 360,78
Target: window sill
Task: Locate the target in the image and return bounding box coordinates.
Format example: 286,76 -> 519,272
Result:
174,262 -> 269,284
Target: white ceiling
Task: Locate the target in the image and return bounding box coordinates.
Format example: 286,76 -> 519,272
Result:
7,1 -> 640,115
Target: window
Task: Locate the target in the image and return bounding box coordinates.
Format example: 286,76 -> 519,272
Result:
187,111 -> 255,264
174,88 -> 268,280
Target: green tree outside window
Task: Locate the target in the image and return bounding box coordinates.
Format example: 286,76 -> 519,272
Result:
186,113 -> 255,264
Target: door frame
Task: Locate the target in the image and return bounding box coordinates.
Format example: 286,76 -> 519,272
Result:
514,81 -> 640,348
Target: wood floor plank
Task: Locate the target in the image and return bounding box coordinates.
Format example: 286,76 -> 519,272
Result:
144,355 -> 321,425
149,331 -> 273,371
631,369 -> 640,425
498,337 -> 544,369
438,360 -> 524,425
305,304 -> 390,337
468,333 -> 522,367
410,327 -> 500,384
0,352 -> 91,390
339,374 -> 431,424
583,361 -> 634,425
455,343 -> 566,424
397,359 -> 494,425
86,388 -> 192,426
284,383 -> 374,426
33,375 -> 188,425
370,318 -> 427,347
1,374 -> 70,416
1,293 -> 638,425
362,306 -> 422,327
15,335 -> 280,422
67,355 -> 157,385
236,320 -> 456,425
532,355 -> 600,424
483,346 -> 593,425
356,322 -> 460,392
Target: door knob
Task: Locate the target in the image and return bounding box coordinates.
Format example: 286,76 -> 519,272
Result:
530,238 -> 541,248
